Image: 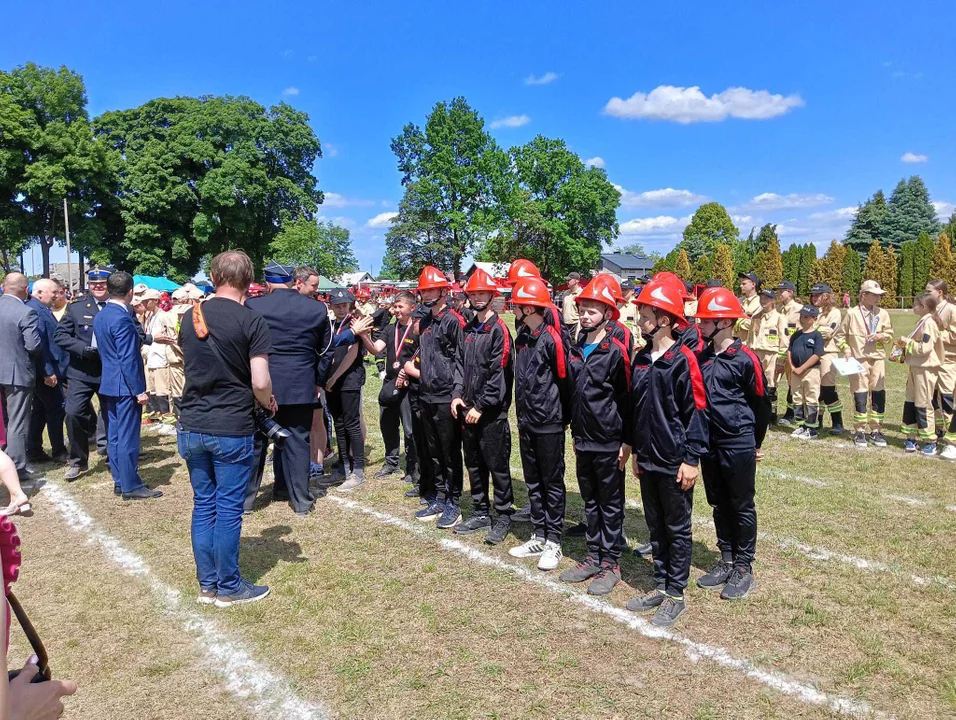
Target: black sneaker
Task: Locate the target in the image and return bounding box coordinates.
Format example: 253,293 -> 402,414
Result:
720,567 -> 756,600
869,431 -> 887,447
696,560 -> 733,589
415,500 -> 444,521
651,596 -> 686,627
633,542 -> 653,557
436,502 -> 462,529
511,503 -> 532,522
214,579 -> 270,608
626,589 -> 666,613
374,466 -> 401,479
559,556 -> 600,583
854,431 -> 868,448
565,521 -> 587,537
484,515 -> 512,545
64,464 -> 88,481
404,485 -> 420,498
453,514 -> 491,535
587,563 -> 621,596
830,424 -> 845,436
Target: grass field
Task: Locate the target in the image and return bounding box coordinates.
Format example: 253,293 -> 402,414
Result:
6,309 -> 956,719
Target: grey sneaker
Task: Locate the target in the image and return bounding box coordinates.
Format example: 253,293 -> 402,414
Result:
587,563 -> 621,596
453,514 -> 491,535
436,502 -> 462,529
720,567 -> 756,600
651,596 -> 686,627
697,560 -> 733,589
214,580 -> 270,608
559,556 -> 601,584
854,431 -> 868,448
626,589 -> 666,613
335,473 -> 365,492
633,542 -> 653,557
415,500 -> 444,521
869,431 -> 887,447
484,515 -> 512,545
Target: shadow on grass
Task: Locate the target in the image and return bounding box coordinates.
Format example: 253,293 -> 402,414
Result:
240,524 -> 306,582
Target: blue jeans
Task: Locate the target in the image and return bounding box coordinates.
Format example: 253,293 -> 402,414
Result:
178,431 -> 255,595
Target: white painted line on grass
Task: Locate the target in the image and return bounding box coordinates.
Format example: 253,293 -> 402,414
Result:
762,469 -> 829,488
329,496 -> 886,720
41,479 -> 329,720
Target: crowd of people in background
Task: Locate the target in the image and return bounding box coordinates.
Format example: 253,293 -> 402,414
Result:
0,252 -> 954,628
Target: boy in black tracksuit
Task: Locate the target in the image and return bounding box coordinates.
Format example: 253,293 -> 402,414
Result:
507,278 -> 571,571
627,282 -> 709,627
560,284 -> 632,596
694,288 -> 770,600
451,271 -> 515,544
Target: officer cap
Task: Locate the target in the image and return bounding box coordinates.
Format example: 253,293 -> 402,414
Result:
87,266 -> 113,281
775,280 -> 797,292
759,288 -> 776,299
706,278 -> 723,288
810,283 -> 833,295
738,272 -> 760,286
263,260 -> 295,283
800,304 -> 820,318
329,288 -> 355,304
621,280 -> 635,291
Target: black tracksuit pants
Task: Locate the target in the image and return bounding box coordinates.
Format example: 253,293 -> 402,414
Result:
380,394 -> 418,480
422,400 -> 463,505
462,416 -> 514,516
575,450 -> 625,564
519,430 -> 566,544
409,392 -> 435,500
327,389 -> 365,474
639,469 -> 694,596
65,378 -> 107,468
248,403 -> 315,514
701,446 -> 757,571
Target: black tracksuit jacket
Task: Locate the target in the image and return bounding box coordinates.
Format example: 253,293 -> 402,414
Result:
697,339 -> 771,450
515,321 -> 570,435
678,323 -> 706,356
606,319 -> 635,356
568,332 -> 632,452
418,306 -> 466,403
452,313 -> 514,421
631,342 -> 710,474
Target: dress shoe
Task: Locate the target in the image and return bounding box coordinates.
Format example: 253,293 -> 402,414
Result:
122,487 -> 163,500
51,451 -> 70,464
27,453 -> 52,464
64,465 -> 88,481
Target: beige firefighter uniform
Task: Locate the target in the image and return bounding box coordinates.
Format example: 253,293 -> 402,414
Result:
791,365 -> 822,426
734,293 -> 761,340
747,308 -> 786,386
933,299 -> 956,439
902,313 -> 944,441
814,306 -> 844,421
835,304 -> 894,431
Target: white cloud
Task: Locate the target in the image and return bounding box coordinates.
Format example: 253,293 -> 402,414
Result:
282,86 -> 300,97
616,186 -> 709,209
585,157 -> 605,168
316,214 -> 356,229
525,72 -> 559,86
366,211 -> 398,228
732,215 -> 754,227
323,142 -> 339,158
934,201 -> 954,221
307,55 -> 317,62
774,207 -> 857,248
489,114 -> 531,129
742,192 -> 833,210
619,215 -> 691,236
604,85 -> 804,123
322,192 -> 376,208
901,152 -> 928,163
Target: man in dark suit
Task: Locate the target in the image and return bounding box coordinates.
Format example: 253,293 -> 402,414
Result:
0,272 -> 42,477
246,260 -> 331,516
26,278 -> 69,463
92,271 -> 162,500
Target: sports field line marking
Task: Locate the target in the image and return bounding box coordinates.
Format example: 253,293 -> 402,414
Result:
41,479 -> 330,720
329,496 -> 887,720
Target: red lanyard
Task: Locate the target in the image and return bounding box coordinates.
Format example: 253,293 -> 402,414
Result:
394,320 -> 412,359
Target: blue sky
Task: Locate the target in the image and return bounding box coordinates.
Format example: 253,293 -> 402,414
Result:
5,0 -> 955,275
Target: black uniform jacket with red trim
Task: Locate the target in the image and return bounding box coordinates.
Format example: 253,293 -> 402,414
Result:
697,339 -> 771,450
631,341 -> 709,475
452,312 -> 514,420
514,320 -> 570,435
568,330 -> 632,452
418,305 -> 466,403
677,322 -> 706,356
606,319 -> 635,356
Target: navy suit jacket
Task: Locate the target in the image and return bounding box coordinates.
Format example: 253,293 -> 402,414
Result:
93,301 -> 146,397
26,298 -> 69,380
246,288 -> 332,405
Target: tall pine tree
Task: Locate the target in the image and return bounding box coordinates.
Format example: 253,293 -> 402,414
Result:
842,247 -> 862,296
881,246 -> 899,307
863,241 -> 886,290
712,243 -> 736,291
929,230 -> 955,289
796,243 -> 817,296
674,249 -> 692,280
809,240 -> 846,293
898,241 -> 916,300
913,231 -> 934,292
845,191 -> 887,254
781,244 -> 801,285
753,233 -> 784,289
879,177 -> 941,250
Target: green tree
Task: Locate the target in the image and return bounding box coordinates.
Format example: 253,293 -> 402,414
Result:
807,240 -> 845,294
0,62 -> 117,275
269,219 -> 357,279
781,244 -> 800,285
929,230 -> 954,289
712,243 -> 736,291
652,247 -> 680,275
754,223 -> 779,253
943,213 -> 956,251
689,254 -> 713,285
678,202 -> 739,262
674,249 -> 692,280
795,243 -> 817,296
913,231 -> 934,293
879,177 -> 941,250
845,190 -> 887,254
898,240 -> 916,300
842,247 -> 862,296
96,95 -> 322,280
862,241 -> 885,286
484,135 -> 620,280
753,233 -> 784,289
882,246 -> 899,307
390,97 -> 509,277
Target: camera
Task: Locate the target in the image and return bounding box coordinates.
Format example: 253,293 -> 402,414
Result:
254,407 -> 292,443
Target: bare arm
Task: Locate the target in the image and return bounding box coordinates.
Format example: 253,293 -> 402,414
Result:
250,354 -> 274,410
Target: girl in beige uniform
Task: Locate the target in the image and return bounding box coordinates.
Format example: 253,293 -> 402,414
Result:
747,288 -> 786,424
810,283 -> 844,434
774,280 -> 803,424
926,281 -> 956,457
899,294 -> 944,455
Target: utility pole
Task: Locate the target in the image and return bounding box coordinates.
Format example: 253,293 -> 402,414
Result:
63,198 -> 73,292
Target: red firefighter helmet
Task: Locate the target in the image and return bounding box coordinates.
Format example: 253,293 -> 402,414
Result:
464,268 -> 499,295
507,259 -> 542,285
417,265 -> 451,291
635,279 -> 686,321
575,278 -> 621,320
694,287 -> 745,320
653,271 -> 693,300
511,277 -> 552,309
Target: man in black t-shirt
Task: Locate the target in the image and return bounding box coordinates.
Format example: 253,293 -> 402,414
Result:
178,250 -> 276,608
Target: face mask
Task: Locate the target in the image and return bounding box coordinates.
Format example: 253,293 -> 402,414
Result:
470,298 -> 491,312
703,323 -> 724,343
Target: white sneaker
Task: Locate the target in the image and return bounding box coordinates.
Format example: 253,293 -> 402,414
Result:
537,540 -> 563,570
508,537 -> 545,558
790,427 -> 806,438
940,445 -> 956,461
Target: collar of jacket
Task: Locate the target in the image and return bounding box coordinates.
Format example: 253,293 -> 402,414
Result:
573,331 -> 613,355
635,341 -> 681,366
466,312 -> 499,333
701,337 -> 742,362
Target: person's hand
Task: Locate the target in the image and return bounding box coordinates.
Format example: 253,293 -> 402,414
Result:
676,462 -> 698,491
618,444 -> 631,471
9,658 -> 77,720
403,360 -> 416,376
843,348 -> 852,359
450,398 -> 466,419
326,376 -> 337,391
136,393 -> 149,405
351,315 -> 375,336
631,455 -> 640,477
755,448 -> 764,462
81,346 -> 98,360
465,407 -> 482,425
43,375 -> 57,387
268,395 -> 278,416
152,334 -> 176,345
